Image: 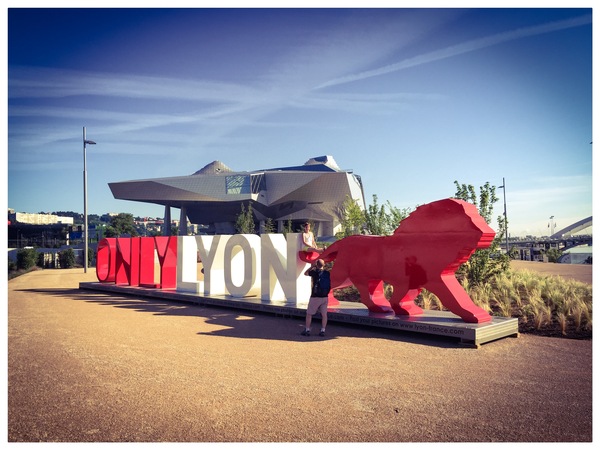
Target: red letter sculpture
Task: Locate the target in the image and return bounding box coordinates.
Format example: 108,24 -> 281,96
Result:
319,198 -> 495,323
96,238 -> 117,282
96,236 -> 177,289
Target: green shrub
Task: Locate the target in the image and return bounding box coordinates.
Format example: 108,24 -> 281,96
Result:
16,248 -> 38,270
59,248 -> 76,269
37,252 -> 46,268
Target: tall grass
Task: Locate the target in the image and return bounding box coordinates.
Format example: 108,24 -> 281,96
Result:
346,266 -> 592,336
468,282 -> 493,313
420,268 -> 592,335
478,269 -> 591,335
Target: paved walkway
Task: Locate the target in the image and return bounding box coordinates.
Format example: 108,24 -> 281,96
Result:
8,269 -> 593,442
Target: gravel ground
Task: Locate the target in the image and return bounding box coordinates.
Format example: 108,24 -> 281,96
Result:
8,269 -> 593,442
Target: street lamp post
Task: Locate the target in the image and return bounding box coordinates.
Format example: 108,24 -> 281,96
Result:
83,127 -> 96,273
498,177 -> 509,254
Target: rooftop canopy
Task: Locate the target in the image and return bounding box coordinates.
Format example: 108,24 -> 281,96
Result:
109,155 -> 365,235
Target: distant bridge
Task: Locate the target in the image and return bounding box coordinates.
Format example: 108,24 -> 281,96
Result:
507,216 -> 592,260
550,216 -> 592,239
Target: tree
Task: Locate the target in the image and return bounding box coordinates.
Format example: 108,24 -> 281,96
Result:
453,180 -> 509,285
364,194 -> 388,236
453,181 -> 499,223
363,194 -> 408,236
336,196 -> 365,238
88,214 -> 103,227
546,248 -> 562,263
235,203 -> 256,234
104,213 -> 139,237
386,201 -> 412,234
339,194 -> 412,238
282,219 -> 293,236
263,217 -> 276,234
508,246 -> 520,260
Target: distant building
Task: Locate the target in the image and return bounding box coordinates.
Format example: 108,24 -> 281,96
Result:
109,155 -> 365,236
8,211 -> 74,225
558,245 -> 592,264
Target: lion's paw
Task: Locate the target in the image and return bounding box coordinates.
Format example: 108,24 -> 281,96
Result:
366,304 -> 394,313
392,303 -> 424,316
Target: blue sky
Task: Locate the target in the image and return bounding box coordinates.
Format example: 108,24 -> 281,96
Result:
6,4 -> 593,237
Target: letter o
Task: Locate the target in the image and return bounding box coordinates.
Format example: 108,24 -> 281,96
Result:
96,238 -> 117,282
224,234 -> 258,297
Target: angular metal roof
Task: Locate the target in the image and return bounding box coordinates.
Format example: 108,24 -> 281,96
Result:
109,155 -> 365,227
193,160 -> 234,175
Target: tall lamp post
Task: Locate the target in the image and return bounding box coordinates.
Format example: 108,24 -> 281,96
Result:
498,177 -> 509,255
83,127 -> 96,273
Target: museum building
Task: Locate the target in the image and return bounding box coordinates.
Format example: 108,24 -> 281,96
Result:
108,155 -> 366,237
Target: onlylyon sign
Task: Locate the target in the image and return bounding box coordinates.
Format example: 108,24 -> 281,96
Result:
96,233 -> 312,302
95,199 -> 497,324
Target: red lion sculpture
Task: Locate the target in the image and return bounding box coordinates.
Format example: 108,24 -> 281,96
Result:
318,198 -> 495,323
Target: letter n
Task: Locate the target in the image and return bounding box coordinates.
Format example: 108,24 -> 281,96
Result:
260,233 -> 311,302
115,237 -> 134,285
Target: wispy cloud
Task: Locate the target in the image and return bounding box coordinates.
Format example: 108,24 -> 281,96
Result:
8,65 -> 437,151
9,66 -> 263,103
316,14 -> 592,89
2,10 -> 475,150
8,12 -> 592,158
8,66 -> 278,149
287,92 -> 444,114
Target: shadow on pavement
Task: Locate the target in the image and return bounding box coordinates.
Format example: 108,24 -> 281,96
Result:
16,287 -> 460,349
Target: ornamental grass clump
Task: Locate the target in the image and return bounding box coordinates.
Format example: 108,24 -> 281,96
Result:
557,312 -> 568,336
431,292 -> 445,311
465,268 -> 592,337
492,287 -> 514,317
418,289 -> 435,310
570,298 -> 592,332
572,303 -> 584,332
534,304 -> 553,331
486,273 -> 519,317
468,282 -> 492,313
331,261 -> 591,337
582,305 -> 592,330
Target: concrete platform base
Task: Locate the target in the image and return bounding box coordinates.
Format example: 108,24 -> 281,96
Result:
79,282 -> 519,348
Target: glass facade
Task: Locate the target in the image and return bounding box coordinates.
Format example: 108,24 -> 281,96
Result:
226,173 -> 266,194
